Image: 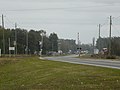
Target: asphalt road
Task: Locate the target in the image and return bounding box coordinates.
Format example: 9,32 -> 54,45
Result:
44,55 -> 120,69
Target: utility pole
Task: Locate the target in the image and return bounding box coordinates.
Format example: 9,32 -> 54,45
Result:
15,23 -> 17,55
109,16 -> 112,56
2,14 -> 5,55
58,40 -> 61,54
26,31 -> 28,56
99,24 -> 101,38
98,24 -> 101,52
9,38 -> 11,57
93,37 -> 95,54
39,32 -> 45,57
78,33 -> 80,56
52,43 -> 53,52
41,33 -> 44,55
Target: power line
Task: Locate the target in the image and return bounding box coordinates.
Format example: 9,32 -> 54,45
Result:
113,16 -> 120,20
5,17 -> 15,24
112,25 -> 120,36
0,4 -> 119,12
97,18 -> 109,38
101,20 -> 109,27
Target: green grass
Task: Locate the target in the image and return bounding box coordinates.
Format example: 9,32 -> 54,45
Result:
0,57 -> 120,90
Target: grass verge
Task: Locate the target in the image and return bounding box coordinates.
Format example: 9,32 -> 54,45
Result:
0,57 -> 120,90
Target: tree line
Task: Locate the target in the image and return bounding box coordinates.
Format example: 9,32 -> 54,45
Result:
96,37 -> 120,56
0,27 -> 95,55
0,27 -> 58,55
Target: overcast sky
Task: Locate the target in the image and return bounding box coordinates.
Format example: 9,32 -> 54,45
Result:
0,0 -> 120,44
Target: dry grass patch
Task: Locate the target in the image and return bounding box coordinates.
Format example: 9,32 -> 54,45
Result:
0,57 -> 120,90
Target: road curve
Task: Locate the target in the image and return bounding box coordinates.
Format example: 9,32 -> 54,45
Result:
44,55 -> 120,69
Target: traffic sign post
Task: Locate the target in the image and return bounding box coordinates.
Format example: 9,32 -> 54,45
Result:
9,47 -> 15,57
77,48 -> 81,57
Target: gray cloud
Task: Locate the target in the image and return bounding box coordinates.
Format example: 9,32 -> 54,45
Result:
1,0 -> 119,4
2,0 -> 120,3
86,0 -> 120,4
0,0 -> 120,43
